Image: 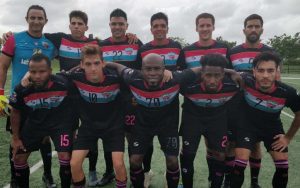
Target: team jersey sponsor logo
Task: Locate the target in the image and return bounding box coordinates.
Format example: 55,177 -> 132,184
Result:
185,91 -> 236,107
24,91 -> 67,110
184,48 -> 227,68
129,84 -> 179,107
74,81 -> 120,103
244,86 -> 286,113
102,44 -> 139,62
230,52 -> 259,71
141,48 -> 180,66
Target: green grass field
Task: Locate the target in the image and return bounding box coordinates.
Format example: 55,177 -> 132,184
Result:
1,61 -> 300,187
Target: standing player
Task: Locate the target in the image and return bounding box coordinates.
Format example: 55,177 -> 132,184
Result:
99,8 -> 153,187
224,14 -> 277,188
106,53 -> 204,188
230,52 -> 300,188
137,12 -> 185,71
183,13 -> 230,68
10,53 -> 74,188
181,13 -> 230,184
44,10 -> 101,187
67,45 -> 127,188
0,5 -> 56,188
180,54 -> 239,188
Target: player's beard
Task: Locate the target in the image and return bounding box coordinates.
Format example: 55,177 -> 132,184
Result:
247,33 -> 260,44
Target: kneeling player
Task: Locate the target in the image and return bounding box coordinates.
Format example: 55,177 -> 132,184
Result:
180,54 -> 239,188
10,54 -> 73,188
230,52 -> 300,188
66,45 -> 127,188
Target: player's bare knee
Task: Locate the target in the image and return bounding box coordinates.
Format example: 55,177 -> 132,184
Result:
166,156 -> 179,169
130,154 -> 143,169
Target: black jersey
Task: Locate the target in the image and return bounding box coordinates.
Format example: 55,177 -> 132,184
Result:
100,37 -> 143,70
45,33 -> 99,71
183,40 -> 230,68
62,67 -> 122,129
121,68 -> 196,125
181,75 -> 238,117
229,43 -> 275,72
241,73 -> 300,121
9,75 -> 73,129
137,39 -> 185,71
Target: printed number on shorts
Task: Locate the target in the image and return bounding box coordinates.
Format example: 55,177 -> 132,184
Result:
167,137 -> 178,149
60,134 -> 70,147
125,115 -> 135,126
221,136 -> 228,148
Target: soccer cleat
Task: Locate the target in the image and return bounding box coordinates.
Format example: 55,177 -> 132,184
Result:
88,170 -> 98,187
97,172 -> 115,186
42,174 -> 57,188
144,169 -> 155,188
250,182 -> 261,188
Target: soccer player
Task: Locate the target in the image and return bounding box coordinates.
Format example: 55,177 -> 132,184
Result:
230,52 -> 300,188
67,44 -> 127,188
224,14 -> 277,188
44,10 -> 101,187
182,13 -> 230,68
180,54 -> 239,188
10,53 -> 74,188
106,53 -> 205,188
99,8 -> 143,186
137,12 -> 185,71
0,5 -> 56,188
181,13 -> 230,184
99,8 -> 154,187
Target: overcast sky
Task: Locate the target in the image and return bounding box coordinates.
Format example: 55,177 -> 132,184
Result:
0,0 -> 299,44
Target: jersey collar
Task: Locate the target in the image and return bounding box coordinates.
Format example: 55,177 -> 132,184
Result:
150,38 -> 169,46
242,42 -> 263,49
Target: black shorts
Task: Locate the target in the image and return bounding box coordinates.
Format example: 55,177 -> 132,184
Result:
227,91 -> 243,142
180,111 -> 228,153
129,120 -> 179,156
19,124 -> 73,153
73,125 -> 125,152
236,119 -> 288,152
123,97 -> 138,133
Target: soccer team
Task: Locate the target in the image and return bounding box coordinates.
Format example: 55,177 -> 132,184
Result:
0,4 -> 300,188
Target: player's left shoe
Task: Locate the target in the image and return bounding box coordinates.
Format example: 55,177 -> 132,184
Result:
42,173 -> 57,188
97,171 -> 115,186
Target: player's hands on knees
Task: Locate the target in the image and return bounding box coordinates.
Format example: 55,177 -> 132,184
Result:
11,137 -> 26,160
21,72 -> 32,87
162,70 -> 173,83
272,134 -> 290,152
126,33 -> 138,44
2,31 -> 13,43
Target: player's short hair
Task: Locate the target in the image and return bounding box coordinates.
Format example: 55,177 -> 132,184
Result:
29,53 -> 51,68
69,10 -> 88,25
26,5 -> 47,19
150,12 -> 168,26
195,13 -> 215,26
201,53 -> 228,69
252,52 -> 281,68
81,44 -> 102,60
244,14 -> 263,28
110,8 -> 127,21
